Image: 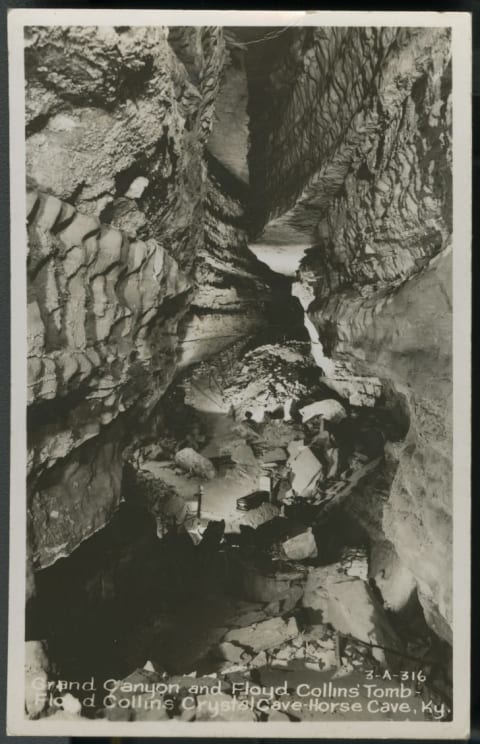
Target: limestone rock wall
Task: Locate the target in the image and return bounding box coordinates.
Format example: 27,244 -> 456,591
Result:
334,249 -> 453,641
25,26 -> 222,264
248,27 -> 451,251
177,166 -> 278,367
25,26 -> 274,569
27,189 -> 192,567
207,35 -> 250,184
248,27 -> 453,641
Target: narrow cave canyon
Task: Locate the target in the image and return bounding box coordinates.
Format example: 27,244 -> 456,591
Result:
24,24 -> 453,724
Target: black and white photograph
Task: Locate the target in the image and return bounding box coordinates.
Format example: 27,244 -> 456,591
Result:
6,9 -> 471,738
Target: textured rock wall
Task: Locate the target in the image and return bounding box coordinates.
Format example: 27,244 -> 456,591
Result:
25,26 -> 275,569
207,35 -> 250,184
248,27 -> 453,641
25,26 -> 222,263
248,27 -> 451,249
336,248 -> 452,640
27,189 -> 191,567
177,164 -> 277,367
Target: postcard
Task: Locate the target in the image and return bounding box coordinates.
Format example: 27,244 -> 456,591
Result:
7,9 -> 471,738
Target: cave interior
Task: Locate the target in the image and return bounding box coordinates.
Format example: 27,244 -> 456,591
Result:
24,23 -> 454,723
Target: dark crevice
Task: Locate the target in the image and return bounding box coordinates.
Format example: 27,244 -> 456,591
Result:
26,112 -> 51,138
50,209 -> 76,236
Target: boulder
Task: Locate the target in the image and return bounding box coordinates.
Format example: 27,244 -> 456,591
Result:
302,570 -> 401,665
250,650 -> 268,668
223,616 -> 299,653
25,640 -> 50,719
287,441 -> 323,497
368,539 -> 417,612
299,399 -> 347,424
282,527 -> 318,560
175,448 -> 216,479
59,693 -> 82,716
216,641 -> 252,664
321,375 -> 382,408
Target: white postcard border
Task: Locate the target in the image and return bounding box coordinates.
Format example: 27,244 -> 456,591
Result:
7,8 -> 471,739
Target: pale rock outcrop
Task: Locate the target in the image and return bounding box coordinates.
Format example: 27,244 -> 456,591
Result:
27,190 -> 191,566
301,567 -> 401,665
299,399 -> 347,424
25,640 -> 50,718
281,527 -> 318,561
223,616 -> 299,653
207,37 -> 250,184
368,539 -> 417,613
287,441 -> 323,498
174,448 -> 216,480
315,249 -> 452,641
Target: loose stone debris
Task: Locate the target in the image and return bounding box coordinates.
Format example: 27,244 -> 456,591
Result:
300,399 -> 347,424
223,616 -> 299,653
281,528 -> 318,561
31,345 -> 452,724
174,448 -> 216,480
